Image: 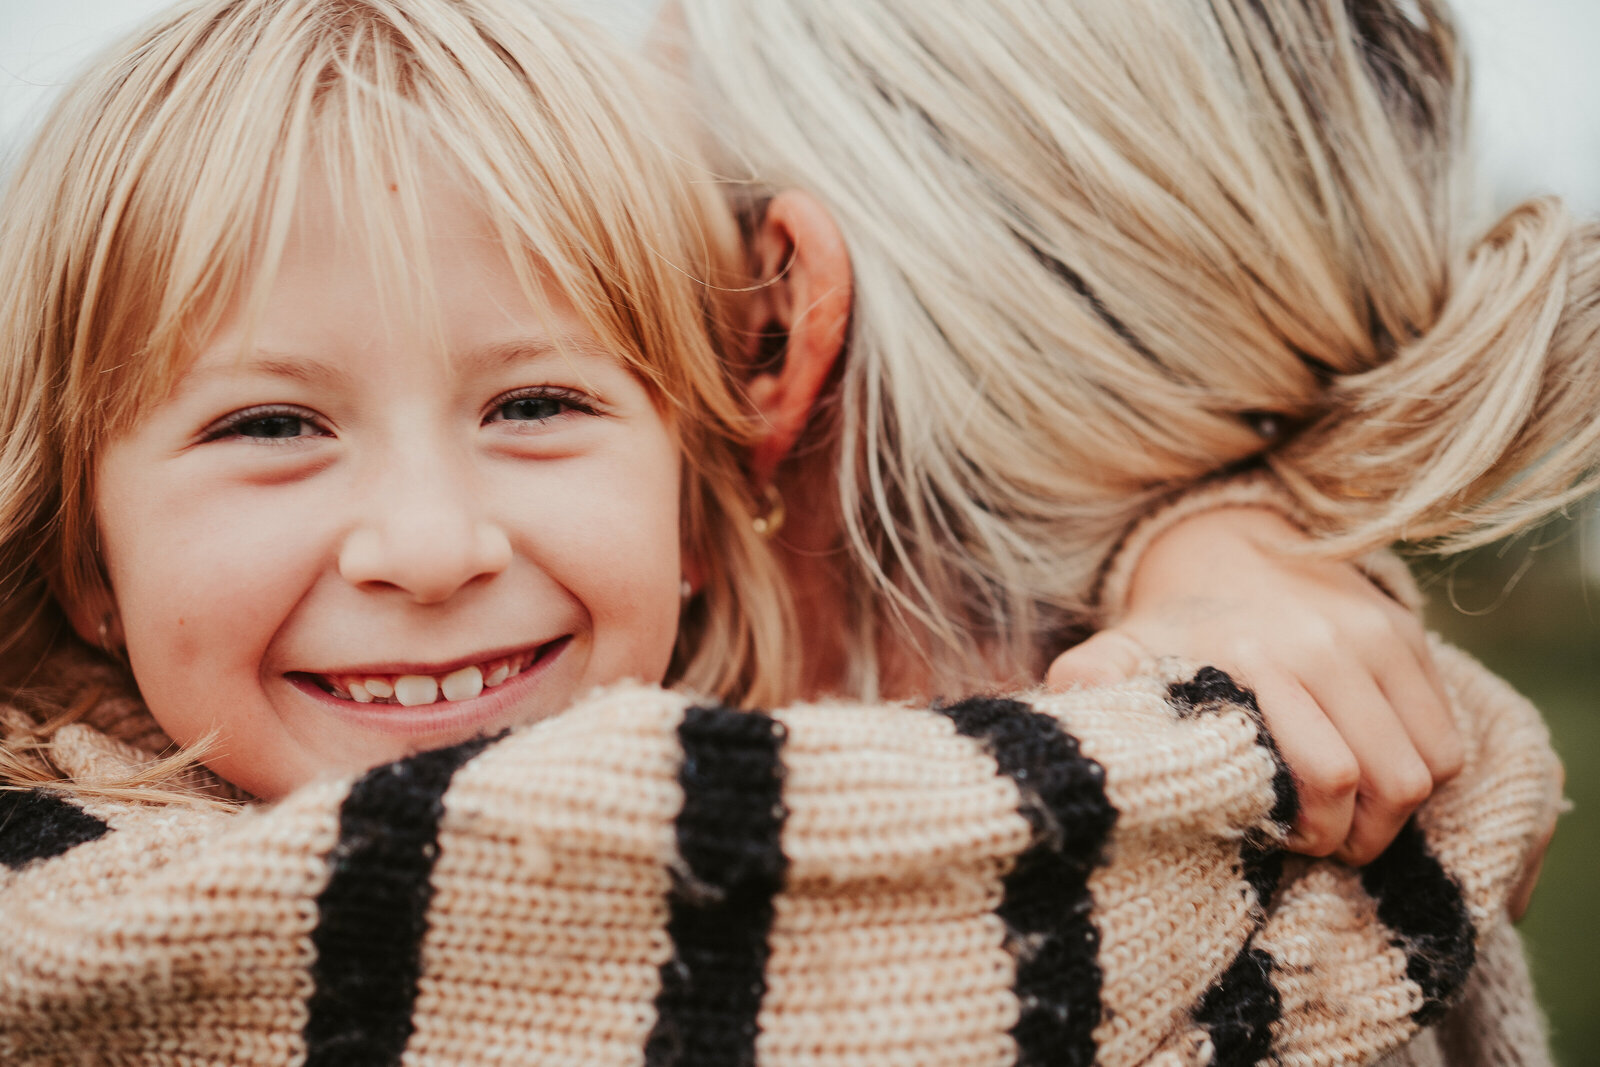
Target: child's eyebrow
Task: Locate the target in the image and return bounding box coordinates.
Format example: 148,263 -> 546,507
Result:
175,338 -> 625,402
178,352 -> 354,393
245,355 -> 353,386
466,337 -> 622,372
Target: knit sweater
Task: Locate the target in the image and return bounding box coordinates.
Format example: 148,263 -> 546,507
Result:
0,473 -> 1561,1065
0,635 -> 1557,1066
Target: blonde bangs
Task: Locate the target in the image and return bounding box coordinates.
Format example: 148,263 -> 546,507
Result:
0,0 -> 795,704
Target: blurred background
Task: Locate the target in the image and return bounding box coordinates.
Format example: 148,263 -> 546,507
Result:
3,0 -> 1596,1058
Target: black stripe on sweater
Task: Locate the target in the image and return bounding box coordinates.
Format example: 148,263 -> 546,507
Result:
1169,667 -> 1296,905
0,788 -> 110,869
1169,669 -> 1293,1063
1361,817 -> 1476,1024
645,704 -> 787,1067
1193,946 -> 1282,1067
303,735 -> 496,1067
937,697 -> 1116,1067
1168,667 -> 1298,833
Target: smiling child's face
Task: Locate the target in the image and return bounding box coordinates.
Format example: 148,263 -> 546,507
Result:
88,172 -> 685,799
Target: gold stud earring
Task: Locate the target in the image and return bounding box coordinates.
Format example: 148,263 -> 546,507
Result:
751,482 -> 786,539
96,612 -> 126,662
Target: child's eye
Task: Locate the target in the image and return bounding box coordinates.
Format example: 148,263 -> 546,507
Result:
485,387 -> 599,425
203,406 -> 329,443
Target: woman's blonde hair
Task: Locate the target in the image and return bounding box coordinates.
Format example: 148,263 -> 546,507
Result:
677,0 -> 1600,696
0,0 -> 796,717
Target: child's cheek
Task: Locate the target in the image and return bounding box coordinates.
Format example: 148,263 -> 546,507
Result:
536,443 -> 683,683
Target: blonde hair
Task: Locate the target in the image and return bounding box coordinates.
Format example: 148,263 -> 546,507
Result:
676,0 -> 1600,696
0,0 -> 797,727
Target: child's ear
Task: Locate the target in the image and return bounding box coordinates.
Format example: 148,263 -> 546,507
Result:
742,189 -> 853,483
54,571 -> 124,655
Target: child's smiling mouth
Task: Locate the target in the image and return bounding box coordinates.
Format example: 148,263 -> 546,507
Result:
293,637 -> 571,708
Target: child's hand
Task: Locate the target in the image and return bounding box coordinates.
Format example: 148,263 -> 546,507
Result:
1048,506 -> 1465,867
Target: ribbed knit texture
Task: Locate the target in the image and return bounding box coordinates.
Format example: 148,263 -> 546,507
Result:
0,474 -> 1556,1063
0,643 -> 1556,1066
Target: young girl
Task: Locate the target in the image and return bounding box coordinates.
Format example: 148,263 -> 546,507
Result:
0,0 -> 1564,1063
0,0 -> 805,799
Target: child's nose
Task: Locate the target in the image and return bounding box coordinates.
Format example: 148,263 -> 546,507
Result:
337,459 -> 513,604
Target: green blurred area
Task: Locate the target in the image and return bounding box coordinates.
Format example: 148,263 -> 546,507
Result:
1422,518 -> 1599,1065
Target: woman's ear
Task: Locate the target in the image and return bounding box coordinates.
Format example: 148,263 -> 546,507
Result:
743,189 -> 853,483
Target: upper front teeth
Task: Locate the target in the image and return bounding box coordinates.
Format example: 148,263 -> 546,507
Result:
394,675 -> 440,707
439,665 -> 484,702
324,655 -> 527,707
387,667 -> 483,706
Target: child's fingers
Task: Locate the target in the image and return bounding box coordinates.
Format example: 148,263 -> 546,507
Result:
1310,668 -> 1435,867
1356,597 -> 1465,785
1373,639 -> 1466,787
1247,666 -> 1359,857
1044,629 -> 1150,689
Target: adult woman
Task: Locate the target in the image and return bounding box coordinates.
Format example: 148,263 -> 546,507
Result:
667,0 -> 1599,864
656,0 -> 1596,1060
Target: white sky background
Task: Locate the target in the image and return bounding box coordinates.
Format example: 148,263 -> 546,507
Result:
0,0 -> 659,163
3,0 -> 1596,209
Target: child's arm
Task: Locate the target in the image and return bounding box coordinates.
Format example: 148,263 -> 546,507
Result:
0,661 -> 1554,1064
1049,483 -> 1464,867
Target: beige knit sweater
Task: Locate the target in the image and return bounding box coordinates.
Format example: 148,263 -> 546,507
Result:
0,637 -> 1557,1066
0,478 -> 1561,1065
